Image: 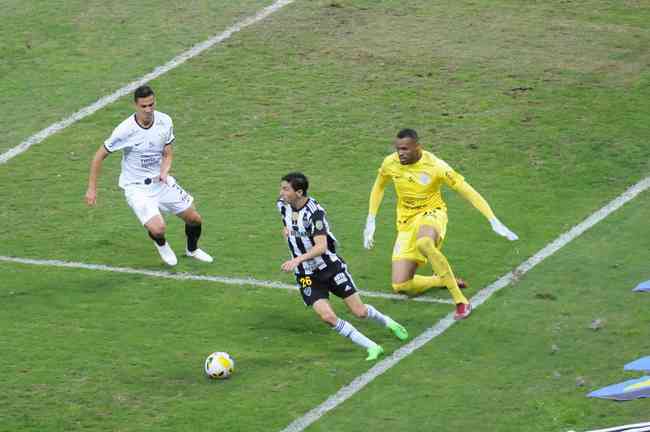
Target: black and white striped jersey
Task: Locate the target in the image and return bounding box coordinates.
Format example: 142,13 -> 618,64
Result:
276,197 -> 340,276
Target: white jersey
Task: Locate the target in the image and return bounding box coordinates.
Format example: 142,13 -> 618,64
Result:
104,111 -> 175,188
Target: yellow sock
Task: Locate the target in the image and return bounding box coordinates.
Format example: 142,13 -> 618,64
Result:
414,275 -> 446,289
392,276 -> 446,296
392,280 -> 416,295
415,237 -> 468,305
391,276 -> 436,296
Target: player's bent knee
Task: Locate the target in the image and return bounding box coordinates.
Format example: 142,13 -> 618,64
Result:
190,214 -> 202,226
182,209 -> 202,226
415,236 -> 436,253
147,225 -> 166,237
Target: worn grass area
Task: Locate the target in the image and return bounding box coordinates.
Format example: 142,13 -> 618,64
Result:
1,0 -> 649,431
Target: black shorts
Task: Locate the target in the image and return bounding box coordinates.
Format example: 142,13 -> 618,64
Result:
295,262 -> 358,306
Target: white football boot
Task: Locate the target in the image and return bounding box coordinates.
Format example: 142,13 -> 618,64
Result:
155,242 -> 178,266
186,248 -> 213,263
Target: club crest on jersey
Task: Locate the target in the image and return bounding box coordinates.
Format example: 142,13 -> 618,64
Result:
303,287 -> 311,297
419,173 -> 431,185
315,220 -> 324,231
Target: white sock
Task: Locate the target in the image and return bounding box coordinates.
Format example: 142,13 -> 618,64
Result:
333,319 -> 376,349
365,304 -> 389,327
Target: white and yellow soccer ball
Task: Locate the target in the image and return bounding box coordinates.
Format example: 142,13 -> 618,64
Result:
204,352 -> 235,379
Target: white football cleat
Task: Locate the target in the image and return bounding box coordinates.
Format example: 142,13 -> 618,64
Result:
155,242 -> 178,266
186,248 -> 213,263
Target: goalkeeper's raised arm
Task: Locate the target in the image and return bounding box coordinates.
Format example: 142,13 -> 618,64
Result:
444,171 -> 518,241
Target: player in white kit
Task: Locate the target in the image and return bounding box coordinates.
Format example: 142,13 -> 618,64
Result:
85,85 -> 213,266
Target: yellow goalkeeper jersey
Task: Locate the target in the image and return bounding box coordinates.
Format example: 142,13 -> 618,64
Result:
368,149 -> 497,236
377,151 -> 464,221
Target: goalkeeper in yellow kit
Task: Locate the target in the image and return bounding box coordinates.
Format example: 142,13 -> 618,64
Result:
363,129 -> 518,319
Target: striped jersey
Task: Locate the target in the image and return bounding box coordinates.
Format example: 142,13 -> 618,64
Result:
276,197 -> 340,276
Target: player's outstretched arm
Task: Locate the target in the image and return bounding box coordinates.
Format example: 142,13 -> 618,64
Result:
85,145 -> 109,206
364,174 -> 389,249
450,176 -> 519,241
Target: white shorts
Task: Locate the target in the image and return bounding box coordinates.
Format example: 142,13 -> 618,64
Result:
124,176 -> 194,225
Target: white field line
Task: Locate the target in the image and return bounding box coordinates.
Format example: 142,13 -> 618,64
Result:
0,255 -> 452,305
624,427 -> 650,432
280,175 -> 650,432
586,423 -> 650,432
0,0 -> 297,165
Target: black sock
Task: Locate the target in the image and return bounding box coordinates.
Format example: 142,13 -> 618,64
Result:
148,231 -> 166,246
185,223 -> 202,252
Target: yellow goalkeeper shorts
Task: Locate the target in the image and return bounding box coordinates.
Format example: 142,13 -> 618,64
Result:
392,208 -> 448,263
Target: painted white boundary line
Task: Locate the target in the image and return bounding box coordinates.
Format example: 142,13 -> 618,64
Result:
280,176 -> 650,432
0,256 -> 453,305
586,423 -> 650,432
0,0 -> 297,165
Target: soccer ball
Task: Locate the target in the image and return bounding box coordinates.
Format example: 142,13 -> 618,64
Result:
204,352 -> 235,379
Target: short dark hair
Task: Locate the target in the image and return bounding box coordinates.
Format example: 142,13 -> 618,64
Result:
282,172 -> 309,195
134,85 -> 155,102
397,128 -> 418,142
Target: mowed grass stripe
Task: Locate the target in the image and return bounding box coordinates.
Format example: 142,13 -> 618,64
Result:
0,0 -> 297,165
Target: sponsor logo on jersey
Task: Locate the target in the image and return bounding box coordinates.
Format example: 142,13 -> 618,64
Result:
140,155 -> 161,169
334,272 -> 348,285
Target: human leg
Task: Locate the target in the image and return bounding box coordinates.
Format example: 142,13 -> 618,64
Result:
176,206 -> 213,263
312,299 -> 382,360
391,258 -> 450,296
414,226 -> 471,319
390,220 -> 445,296
156,178 -> 212,263
143,215 -> 177,266
125,186 -> 177,266
344,294 -> 408,341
